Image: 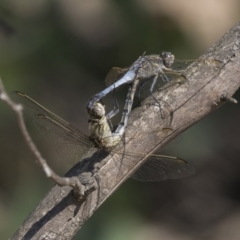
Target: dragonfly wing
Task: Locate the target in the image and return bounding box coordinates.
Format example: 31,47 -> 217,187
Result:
131,155 -> 195,182
149,58 -> 223,94
173,58 -> 222,70
33,114 -> 96,164
163,58 -> 223,84
12,91 -> 96,165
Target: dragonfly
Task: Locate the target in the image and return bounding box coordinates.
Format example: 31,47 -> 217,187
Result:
86,51 -> 182,117
12,91 -> 195,181
87,52 -> 222,125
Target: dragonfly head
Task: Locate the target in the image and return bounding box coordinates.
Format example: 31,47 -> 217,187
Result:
161,51 -> 175,68
88,101 -> 106,118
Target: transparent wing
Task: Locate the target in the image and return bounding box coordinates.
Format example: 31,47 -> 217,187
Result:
131,155 -> 195,181
173,58 -> 222,70
163,58 -> 223,85
107,126 -> 194,182
132,58 -> 222,125
12,91 -> 96,165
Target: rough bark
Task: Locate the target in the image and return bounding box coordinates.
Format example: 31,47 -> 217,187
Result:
11,22 -> 240,240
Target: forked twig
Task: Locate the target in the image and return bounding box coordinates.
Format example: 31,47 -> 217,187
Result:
0,79 -> 88,200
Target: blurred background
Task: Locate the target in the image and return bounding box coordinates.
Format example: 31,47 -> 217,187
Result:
0,0 -> 240,239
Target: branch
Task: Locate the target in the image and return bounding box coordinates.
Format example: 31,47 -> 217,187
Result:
9,22 -> 240,240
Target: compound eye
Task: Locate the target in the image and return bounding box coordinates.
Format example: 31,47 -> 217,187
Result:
161,52 -> 175,68
161,51 -> 170,58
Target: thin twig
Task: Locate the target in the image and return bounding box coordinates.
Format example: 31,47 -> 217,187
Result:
0,78 -> 87,199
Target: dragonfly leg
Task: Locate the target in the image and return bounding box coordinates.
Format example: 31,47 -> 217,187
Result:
151,74 -> 175,129
160,72 -> 169,82
138,71 -> 167,104
150,94 -> 165,119
106,87 -> 120,119
149,74 -> 158,93
115,80 -> 139,135
137,79 -> 149,103
149,74 -> 167,119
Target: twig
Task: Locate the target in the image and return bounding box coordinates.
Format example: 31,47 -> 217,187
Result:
0,79 -> 88,200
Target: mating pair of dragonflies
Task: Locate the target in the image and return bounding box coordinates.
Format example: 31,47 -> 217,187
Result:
13,51 -> 204,182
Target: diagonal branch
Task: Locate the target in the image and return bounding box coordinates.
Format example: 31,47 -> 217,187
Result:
8,22 -> 240,240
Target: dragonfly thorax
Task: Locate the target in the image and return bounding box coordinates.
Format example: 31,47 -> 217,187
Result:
88,115 -> 121,150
